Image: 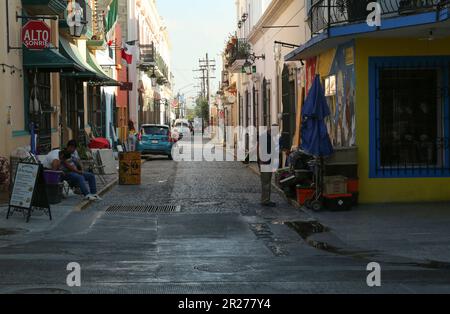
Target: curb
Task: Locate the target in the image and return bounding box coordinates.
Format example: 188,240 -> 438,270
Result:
74,177 -> 118,212
74,157 -> 150,212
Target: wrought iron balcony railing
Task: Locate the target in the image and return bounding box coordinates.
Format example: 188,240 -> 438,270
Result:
226,38 -> 251,67
309,0 -> 448,36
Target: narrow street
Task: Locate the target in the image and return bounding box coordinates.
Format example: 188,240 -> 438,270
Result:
1,142 -> 450,294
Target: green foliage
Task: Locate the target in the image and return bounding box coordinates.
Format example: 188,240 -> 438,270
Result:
195,97 -> 210,123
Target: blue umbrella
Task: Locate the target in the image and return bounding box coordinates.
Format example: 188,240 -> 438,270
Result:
301,75 -> 334,157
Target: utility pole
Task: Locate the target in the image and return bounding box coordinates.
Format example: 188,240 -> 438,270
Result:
194,53 -> 216,129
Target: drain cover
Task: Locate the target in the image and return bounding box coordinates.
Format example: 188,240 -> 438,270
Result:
105,205 -> 181,214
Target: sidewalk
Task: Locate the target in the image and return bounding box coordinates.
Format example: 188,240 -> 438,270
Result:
247,163 -> 450,265
0,173 -> 117,247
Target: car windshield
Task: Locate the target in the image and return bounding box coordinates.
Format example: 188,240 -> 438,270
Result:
142,126 -> 169,135
175,123 -> 189,128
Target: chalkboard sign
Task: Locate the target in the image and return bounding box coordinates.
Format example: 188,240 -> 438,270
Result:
7,162 -> 51,223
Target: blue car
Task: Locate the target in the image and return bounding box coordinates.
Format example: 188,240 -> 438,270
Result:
136,124 -> 176,160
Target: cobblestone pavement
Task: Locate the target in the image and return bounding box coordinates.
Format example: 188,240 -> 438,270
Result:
0,144 -> 449,293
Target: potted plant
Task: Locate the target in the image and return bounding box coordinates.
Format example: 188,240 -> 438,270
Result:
237,41 -> 251,59
337,0 -> 372,22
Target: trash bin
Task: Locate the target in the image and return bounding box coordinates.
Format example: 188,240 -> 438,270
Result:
46,184 -> 63,205
119,152 -> 141,185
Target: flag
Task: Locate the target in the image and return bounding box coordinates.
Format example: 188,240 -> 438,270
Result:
104,0 -> 118,42
121,43 -> 134,64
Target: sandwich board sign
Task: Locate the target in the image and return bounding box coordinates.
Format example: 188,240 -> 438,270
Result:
7,162 -> 51,223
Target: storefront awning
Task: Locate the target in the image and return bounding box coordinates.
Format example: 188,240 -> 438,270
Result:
23,46 -> 84,72
59,37 -> 99,80
86,52 -> 122,86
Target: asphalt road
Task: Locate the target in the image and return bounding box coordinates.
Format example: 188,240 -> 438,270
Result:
0,142 -> 449,294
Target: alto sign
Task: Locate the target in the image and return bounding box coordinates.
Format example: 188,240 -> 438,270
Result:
22,20 -> 51,50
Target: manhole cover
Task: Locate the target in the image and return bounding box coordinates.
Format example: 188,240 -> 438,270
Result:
11,288 -> 71,294
0,228 -> 26,236
105,205 -> 181,214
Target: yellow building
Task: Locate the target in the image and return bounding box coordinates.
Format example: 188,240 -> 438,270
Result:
1,0 -> 63,159
286,0 -> 450,203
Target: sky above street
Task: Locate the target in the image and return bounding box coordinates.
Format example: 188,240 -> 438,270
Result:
156,0 -> 235,105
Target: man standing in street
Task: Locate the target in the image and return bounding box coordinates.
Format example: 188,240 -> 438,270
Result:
258,124 -> 279,207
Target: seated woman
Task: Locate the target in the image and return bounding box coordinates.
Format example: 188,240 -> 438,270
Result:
59,150 -> 102,201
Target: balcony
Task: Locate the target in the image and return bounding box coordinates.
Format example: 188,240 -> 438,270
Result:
22,0 -> 67,16
139,43 -> 170,84
309,0 -> 448,36
226,38 -> 251,73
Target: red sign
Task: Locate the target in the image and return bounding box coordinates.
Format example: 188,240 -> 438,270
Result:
22,20 -> 51,50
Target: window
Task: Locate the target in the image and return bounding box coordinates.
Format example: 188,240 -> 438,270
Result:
142,126 -> 169,136
88,86 -> 104,137
28,72 -> 52,154
370,57 -> 450,178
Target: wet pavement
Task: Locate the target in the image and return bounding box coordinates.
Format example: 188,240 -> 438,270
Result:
0,142 -> 449,293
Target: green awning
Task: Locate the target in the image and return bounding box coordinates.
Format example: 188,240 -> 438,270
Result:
86,52 -> 111,81
59,37 -> 99,80
23,47 -> 83,72
86,52 -> 122,86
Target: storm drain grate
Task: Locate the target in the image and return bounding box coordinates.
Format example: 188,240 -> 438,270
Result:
105,205 -> 181,214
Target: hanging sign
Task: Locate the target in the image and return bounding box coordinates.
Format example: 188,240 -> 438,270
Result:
120,82 -> 133,91
22,20 -> 51,50
7,162 -> 51,222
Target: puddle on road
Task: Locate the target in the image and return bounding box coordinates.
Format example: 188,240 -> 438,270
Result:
285,220 -> 450,271
0,228 -> 27,236
285,221 -> 329,240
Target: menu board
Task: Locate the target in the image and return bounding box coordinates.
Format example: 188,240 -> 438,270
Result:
9,163 -> 39,209
7,162 -> 51,222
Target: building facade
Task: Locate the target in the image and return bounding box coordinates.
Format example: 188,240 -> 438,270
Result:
119,0 -> 173,129
220,0 -> 450,203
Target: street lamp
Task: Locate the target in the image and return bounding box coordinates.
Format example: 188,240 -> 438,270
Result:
70,20 -> 87,37
150,69 -> 157,87
66,1 -> 87,38
243,59 -> 253,75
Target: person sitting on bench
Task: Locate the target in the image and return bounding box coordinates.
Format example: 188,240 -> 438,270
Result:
59,150 -> 101,201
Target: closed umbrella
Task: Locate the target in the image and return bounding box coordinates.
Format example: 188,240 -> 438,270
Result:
301,75 -> 334,157
300,75 -> 334,211
30,122 -> 37,155
29,73 -> 41,114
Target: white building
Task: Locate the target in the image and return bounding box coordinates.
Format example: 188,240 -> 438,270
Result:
119,0 -> 173,127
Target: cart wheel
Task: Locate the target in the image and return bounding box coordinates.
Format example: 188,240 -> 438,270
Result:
304,199 -> 312,209
311,200 -> 322,212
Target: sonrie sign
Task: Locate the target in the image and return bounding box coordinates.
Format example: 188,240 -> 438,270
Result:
22,20 -> 51,50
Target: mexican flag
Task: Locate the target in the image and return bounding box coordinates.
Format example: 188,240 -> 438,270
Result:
121,43 -> 134,64
104,0 -> 118,42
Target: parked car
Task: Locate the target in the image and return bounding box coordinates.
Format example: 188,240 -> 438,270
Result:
136,124 -> 177,160
172,119 -> 192,140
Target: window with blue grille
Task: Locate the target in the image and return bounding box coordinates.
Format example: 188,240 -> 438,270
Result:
369,56 -> 450,178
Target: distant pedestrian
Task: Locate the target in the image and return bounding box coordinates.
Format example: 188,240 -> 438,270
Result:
128,120 -> 137,151
258,124 -> 279,207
